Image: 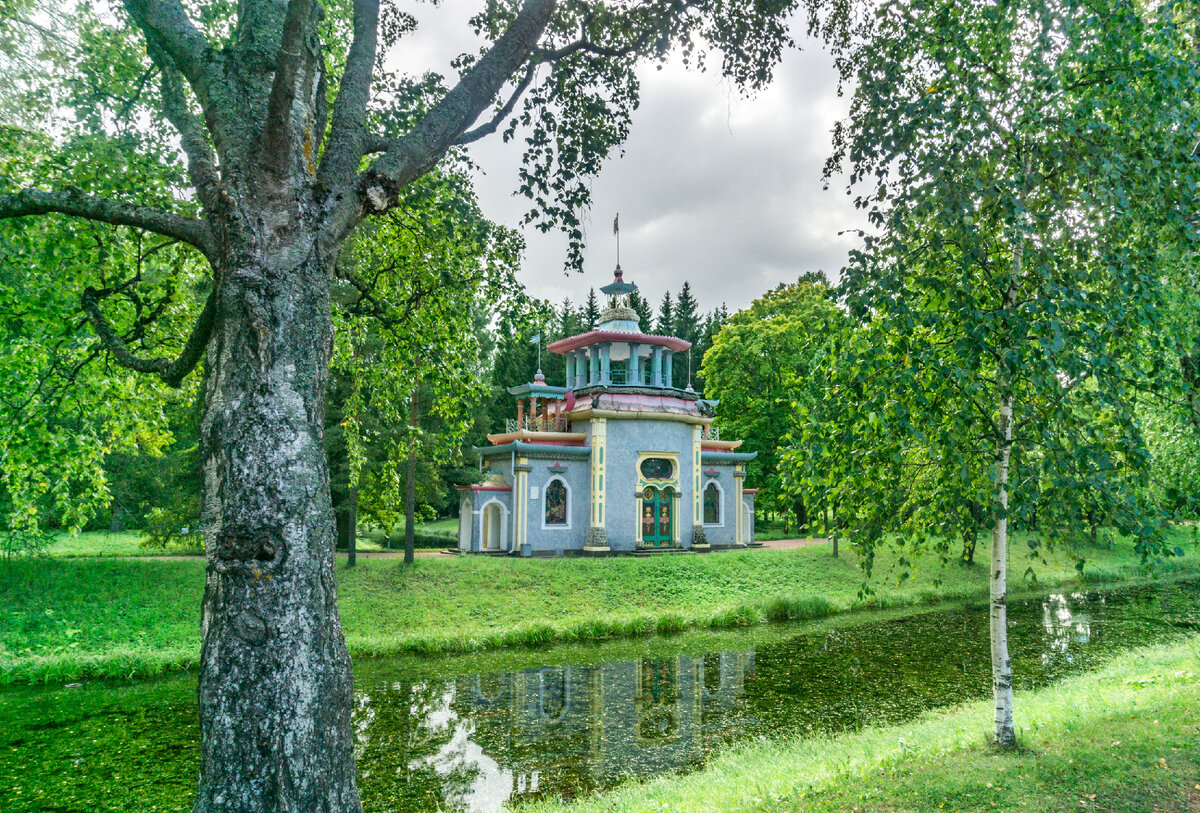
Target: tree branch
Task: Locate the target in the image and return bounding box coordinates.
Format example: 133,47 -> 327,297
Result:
262,0 -> 318,179
155,57 -> 221,213
318,0 -> 381,189
0,188 -> 215,256
362,133 -> 391,154
455,63 -> 537,146
325,0 -> 556,242
122,0 -> 209,86
81,286 -> 216,387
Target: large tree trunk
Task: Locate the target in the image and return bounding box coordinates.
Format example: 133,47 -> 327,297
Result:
196,246 -> 360,812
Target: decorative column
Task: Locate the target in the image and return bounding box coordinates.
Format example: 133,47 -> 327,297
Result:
589,346 -> 600,385
651,346 -> 663,387
585,418 -> 609,552
600,343 -> 611,385
565,353 -> 576,389
516,399 -> 525,426
630,343 -> 642,385
514,459 -> 532,553
664,351 -> 674,389
734,465 -> 746,546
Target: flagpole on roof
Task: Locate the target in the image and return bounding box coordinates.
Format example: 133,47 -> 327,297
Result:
613,212 -> 620,268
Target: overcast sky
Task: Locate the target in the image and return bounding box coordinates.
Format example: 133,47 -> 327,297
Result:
392,6 -> 866,316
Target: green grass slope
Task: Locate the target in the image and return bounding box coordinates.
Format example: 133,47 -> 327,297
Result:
2,531 -> 1196,683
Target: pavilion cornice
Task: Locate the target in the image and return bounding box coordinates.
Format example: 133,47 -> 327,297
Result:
474,441 -> 593,460
700,450 -> 758,463
547,330 -> 691,354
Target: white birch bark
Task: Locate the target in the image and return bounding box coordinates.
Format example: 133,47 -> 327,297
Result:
990,242 -> 1021,749
991,388 -> 1016,747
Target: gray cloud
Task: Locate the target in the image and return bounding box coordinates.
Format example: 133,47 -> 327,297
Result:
389,7 -> 866,315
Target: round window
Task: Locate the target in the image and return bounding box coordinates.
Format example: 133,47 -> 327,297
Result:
640,457 -> 674,481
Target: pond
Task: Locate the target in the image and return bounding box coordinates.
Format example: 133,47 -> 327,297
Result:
2,577 -> 1198,812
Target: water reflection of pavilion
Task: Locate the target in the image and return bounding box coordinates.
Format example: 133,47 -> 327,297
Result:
454,651 -> 755,801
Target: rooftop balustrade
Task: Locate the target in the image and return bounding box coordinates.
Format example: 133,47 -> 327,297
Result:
506,416 -> 569,433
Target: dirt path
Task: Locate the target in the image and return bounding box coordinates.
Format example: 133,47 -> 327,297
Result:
758,537 -> 828,551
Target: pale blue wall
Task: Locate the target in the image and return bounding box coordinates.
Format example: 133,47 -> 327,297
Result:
699,467 -> 739,546
524,459 -> 590,553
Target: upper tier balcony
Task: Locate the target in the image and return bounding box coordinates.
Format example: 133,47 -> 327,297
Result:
505,415 -> 569,433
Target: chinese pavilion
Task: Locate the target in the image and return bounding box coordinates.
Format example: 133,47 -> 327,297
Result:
456,266 -> 757,555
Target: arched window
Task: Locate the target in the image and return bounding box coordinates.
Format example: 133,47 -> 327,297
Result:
544,478 -> 569,527
703,482 -> 722,525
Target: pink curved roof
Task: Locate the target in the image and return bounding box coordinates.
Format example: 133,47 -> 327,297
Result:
547,330 -> 691,354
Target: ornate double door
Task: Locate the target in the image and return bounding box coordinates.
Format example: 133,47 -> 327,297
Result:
641,486 -> 674,547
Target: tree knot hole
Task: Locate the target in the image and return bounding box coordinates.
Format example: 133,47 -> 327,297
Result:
234,611 -> 268,645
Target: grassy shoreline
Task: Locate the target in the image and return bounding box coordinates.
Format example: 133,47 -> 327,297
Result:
3,531 -> 1197,684
520,635 -> 1200,812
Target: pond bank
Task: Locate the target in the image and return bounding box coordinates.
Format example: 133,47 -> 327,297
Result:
520,635 -> 1200,812
3,578 -> 1197,812
2,531 -> 1196,683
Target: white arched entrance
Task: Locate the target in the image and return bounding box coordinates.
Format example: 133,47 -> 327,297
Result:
742,501 -> 753,544
481,501 -> 507,551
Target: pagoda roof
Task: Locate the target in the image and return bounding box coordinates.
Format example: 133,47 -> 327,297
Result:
506,382 -> 568,399
547,330 -> 691,354
600,265 -> 638,296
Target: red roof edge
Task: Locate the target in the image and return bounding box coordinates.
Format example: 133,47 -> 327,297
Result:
547,330 -> 691,354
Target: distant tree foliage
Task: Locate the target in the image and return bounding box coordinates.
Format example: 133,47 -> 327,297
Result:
703,277 -> 840,528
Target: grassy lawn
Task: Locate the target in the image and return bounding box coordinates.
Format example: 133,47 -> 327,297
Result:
522,635 -> 1200,813
41,519 -> 459,558
357,517 -> 458,551
43,531 -> 201,558
2,529 -> 1196,683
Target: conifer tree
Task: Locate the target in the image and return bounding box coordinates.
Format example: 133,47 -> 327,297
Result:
673,282 -> 700,345
672,283 -> 701,386
656,291 -> 674,335
583,288 -> 600,330
628,289 -> 653,330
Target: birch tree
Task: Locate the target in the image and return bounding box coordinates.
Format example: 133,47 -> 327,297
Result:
0,0 -> 801,808
792,0 -> 1200,747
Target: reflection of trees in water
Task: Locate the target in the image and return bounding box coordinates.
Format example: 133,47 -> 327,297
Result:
354,679 -> 486,812
738,591 -> 1128,738
1040,593 -> 1094,667
347,581 -> 1192,812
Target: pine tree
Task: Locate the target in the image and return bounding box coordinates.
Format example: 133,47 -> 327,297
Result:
628,289 -> 653,330
674,282 -> 700,344
694,305 -> 728,394
558,297 -> 576,337
584,288 -> 600,330
655,291 -> 674,335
